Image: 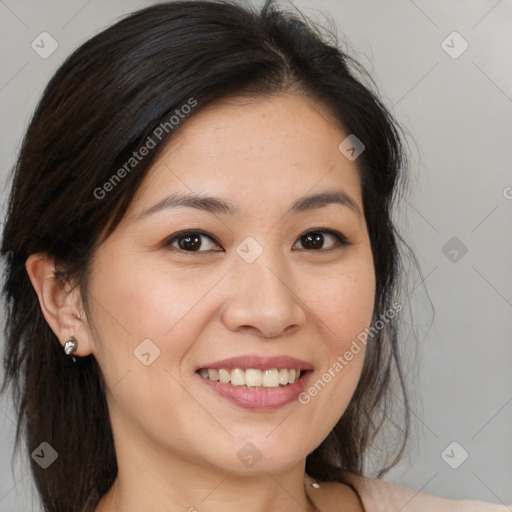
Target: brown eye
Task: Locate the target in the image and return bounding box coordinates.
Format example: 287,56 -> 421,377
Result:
164,231 -> 222,252
294,229 -> 349,251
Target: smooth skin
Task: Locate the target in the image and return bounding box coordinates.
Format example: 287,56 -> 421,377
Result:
26,92 -> 373,512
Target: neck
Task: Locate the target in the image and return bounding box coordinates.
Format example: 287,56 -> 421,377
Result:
95,432 -> 318,512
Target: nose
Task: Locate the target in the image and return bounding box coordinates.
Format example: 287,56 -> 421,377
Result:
220,251 -> 306,339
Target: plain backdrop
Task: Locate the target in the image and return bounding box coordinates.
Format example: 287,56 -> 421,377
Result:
0,0 -> 511,510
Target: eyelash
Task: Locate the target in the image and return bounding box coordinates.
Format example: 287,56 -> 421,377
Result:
162,229 -> 351,254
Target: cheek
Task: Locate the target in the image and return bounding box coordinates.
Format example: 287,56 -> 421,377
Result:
307,260 -> 376,352
295,262 -> 375,439
87,249 -> 219,365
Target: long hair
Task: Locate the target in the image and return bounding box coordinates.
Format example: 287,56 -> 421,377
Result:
1,1 -> 415,510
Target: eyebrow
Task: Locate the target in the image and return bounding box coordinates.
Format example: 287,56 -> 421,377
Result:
134,189 -> 362,221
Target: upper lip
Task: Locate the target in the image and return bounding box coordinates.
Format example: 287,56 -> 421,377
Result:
195,354 -> 314,371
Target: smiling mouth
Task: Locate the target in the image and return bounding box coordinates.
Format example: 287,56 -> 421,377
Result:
196,367 -> 307,389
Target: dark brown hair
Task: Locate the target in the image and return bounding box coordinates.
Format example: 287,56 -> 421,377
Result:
1,1 -> 416,510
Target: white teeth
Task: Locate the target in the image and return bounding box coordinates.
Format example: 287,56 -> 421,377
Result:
208,369 -> 220,381
262,369 -> 280,388
230,368 -> 245,386
219,369 -> 230,384
245,369 -> 262,387
198,367 -> 302,387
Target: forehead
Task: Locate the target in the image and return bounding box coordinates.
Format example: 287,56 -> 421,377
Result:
127,92 -> 363,221
166,92 -> 349,167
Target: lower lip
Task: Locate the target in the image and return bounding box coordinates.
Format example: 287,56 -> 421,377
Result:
196,371 -> 311,410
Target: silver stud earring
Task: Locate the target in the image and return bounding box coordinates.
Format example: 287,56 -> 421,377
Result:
64,336 -> 78,363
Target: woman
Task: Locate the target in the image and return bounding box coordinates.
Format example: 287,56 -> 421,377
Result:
0,1 -> 507,511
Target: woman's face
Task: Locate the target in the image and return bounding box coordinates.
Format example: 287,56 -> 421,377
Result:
84,92 -> 376,474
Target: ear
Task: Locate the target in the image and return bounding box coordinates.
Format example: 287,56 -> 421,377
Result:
25,252 -> 95,358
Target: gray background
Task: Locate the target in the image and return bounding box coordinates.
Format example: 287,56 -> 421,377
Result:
0,0 -> 511,510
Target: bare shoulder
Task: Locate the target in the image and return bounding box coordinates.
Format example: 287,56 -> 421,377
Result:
320,480 -> 365,512
340,472 -> 511,511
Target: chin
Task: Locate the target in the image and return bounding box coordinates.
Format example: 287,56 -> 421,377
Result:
187,433 -> 308,475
